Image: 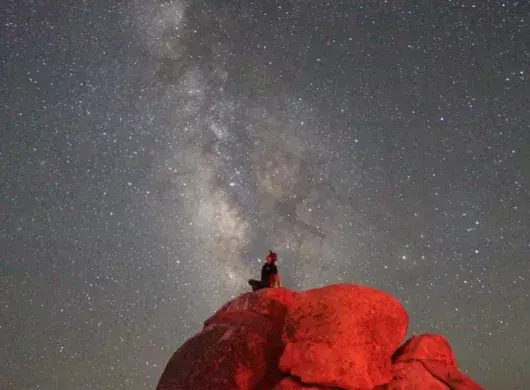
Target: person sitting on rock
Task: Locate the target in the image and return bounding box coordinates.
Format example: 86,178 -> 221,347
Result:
248,250 -> 282,291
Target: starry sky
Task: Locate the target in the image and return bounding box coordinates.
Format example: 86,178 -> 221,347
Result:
1,0 -> 529,389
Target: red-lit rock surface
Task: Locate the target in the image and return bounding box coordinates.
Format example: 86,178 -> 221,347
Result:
380,334 -> 483,390
157,284 -> 484,390
279,284 -> 409,389
157,288 -> 297,390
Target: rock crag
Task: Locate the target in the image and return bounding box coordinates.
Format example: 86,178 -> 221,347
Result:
157,284 -> 483,389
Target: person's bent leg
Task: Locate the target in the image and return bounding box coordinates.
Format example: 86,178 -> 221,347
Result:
248,279 -> 265,291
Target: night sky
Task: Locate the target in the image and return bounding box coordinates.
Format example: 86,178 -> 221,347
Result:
1,1 -> 529,389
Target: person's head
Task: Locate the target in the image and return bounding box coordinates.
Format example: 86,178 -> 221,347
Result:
266,250 -> 277,263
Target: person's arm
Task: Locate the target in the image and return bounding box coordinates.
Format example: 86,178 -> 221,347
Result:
276,275 -> 282,288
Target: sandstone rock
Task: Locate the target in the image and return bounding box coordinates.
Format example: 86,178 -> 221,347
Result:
158,288 -> 297,390
385,334 -> 484,390
392,334 -> 457,368
421,360 -> 484,390
204,287 -> 297,333
279,284 -> 409,389
382,360 -> 450,389
156,323 -> 268,390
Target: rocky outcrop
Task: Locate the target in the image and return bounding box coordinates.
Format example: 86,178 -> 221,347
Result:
156,284 -> 483,389
380,334 -> 482,390
279,284 -> 409,389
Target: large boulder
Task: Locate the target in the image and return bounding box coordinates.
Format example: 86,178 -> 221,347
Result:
382,334 -> 483,390
391,334 -> 457,368
156,323 -> 267,390
157,288 -> 297,390
279,284 -> 409,389
205,287 -> 298,333
379,360 -> 449,390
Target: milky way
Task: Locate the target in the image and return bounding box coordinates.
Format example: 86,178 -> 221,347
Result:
1,1 -> 529,389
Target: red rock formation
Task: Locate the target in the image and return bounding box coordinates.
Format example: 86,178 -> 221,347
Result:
381,334 -> 483,390
280,284 -> 409,389
157,288 -> 296,390
157,284 -> 484,390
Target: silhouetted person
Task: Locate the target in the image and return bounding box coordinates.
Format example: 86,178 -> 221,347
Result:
248,250 -> 282,291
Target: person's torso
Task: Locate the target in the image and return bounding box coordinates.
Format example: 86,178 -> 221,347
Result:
261,263 -> 278,286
